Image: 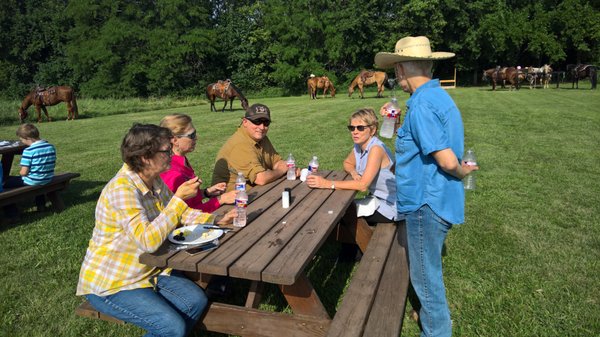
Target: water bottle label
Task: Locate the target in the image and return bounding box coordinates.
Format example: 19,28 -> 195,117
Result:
235,183 -> 245,191
308,165 -> 318,173
235,199 -> 248,208
466,161 -> 477,166
287,162 -> 295,168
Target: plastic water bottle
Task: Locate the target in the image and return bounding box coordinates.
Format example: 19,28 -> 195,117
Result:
308,156 -> 319,174
380,97 -> 399,139
235,172 -> 246,191
463,149 -> 477,190
233,189 -> 248,227
286,153 -> 296,180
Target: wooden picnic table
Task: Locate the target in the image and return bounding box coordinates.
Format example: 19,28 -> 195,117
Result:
140,170 -> 358,337
0,141 -> 27,182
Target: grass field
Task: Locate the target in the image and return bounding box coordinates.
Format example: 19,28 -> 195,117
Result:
1,85 -> 599,337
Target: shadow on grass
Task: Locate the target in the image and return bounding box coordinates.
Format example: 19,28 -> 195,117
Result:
0,179 -> 105,232
191,241 -> 356,325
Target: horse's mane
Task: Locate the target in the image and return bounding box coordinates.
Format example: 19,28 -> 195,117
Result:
228,82 -> 246,101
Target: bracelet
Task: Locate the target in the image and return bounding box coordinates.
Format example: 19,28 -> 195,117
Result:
202,189 -> 209,199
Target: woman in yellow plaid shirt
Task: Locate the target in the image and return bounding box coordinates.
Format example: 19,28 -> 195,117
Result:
77,124 -> 236,336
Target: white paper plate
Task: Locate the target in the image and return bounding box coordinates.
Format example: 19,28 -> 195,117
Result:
168,225 -> 224,245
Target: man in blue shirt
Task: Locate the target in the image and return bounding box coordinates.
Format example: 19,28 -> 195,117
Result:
375,36 -> 478,337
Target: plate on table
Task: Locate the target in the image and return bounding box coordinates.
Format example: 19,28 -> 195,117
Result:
168,225 -> 224,245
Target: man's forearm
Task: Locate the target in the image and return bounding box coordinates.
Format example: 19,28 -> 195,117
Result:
254,168 -> 286,185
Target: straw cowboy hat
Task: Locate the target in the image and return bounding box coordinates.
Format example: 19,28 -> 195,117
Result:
374,36 -> 455,69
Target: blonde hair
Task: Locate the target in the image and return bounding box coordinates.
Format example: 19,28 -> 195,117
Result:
349,108 -> 379,132
159,114 -> 192,135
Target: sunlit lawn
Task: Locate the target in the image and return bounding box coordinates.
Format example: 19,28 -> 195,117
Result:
1,85 -> 599,336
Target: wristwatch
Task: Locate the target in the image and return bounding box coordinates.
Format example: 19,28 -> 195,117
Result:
330,181 -> 335,190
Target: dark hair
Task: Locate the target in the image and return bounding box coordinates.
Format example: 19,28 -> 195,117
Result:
16,123 -> 40,139
121,123 -> 172,172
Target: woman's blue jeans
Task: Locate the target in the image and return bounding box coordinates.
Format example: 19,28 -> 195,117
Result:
85,271 -> 207,337
406,204 -> 453,337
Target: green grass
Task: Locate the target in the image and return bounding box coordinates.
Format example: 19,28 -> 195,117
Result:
0,96 -> 207,125
1,86 -> 599,336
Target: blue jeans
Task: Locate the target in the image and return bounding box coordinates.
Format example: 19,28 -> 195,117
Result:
406,204 -> 453,337
86,271 -> 208,337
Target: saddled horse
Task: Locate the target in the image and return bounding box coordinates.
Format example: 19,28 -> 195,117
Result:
504,67 -> 527,90
348,70 -> 388,98
206,79 -> 249,112
566,64 -> 597,89
307,76 -> 336,99
18,85 -> 78,123
482,67 -> 507,90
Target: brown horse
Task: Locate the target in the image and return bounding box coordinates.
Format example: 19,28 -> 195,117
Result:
307,76 -> 336,99
18,86 -> 78,123
567,64 -> 597,89
482,67 -> 507,90
205,80 -> 249,112
504,67 -> 527,90
348,70 -> 388,98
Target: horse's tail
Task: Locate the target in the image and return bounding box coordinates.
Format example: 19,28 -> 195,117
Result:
590,66 -> 597,89
383,72 -> 392,89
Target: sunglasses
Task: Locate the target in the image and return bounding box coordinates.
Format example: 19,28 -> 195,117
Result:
156,147 -> 173,157
347,125 -> 370,132
249,119 -> 271,127
176,130 -> 197,140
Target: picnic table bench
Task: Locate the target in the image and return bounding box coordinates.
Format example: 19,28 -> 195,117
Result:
327,221 -> 409,337
75,172 -> 411,336
0,172 -> 80,212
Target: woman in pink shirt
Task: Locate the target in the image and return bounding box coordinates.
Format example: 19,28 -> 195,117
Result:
160,114 -> 236,212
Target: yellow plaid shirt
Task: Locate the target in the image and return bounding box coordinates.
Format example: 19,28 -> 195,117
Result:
76,164 -> 214,296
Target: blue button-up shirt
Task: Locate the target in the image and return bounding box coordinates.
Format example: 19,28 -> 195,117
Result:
395,79 -> 465,224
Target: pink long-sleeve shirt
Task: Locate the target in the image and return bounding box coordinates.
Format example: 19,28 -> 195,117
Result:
160,154 -> 221,212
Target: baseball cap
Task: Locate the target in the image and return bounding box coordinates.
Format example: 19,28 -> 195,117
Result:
245,103 -> 271,122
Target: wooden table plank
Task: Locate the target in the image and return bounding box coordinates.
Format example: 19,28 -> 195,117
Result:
362,222 -> 409,337
228,172 -> 336,281
262,171 -> 356,285
200,302 -> 330,337
196,178 -> 303,276
139,178 -> 296,269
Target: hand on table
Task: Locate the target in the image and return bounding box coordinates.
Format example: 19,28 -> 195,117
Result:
306,174 -> 327,189
216,208 -> 237,225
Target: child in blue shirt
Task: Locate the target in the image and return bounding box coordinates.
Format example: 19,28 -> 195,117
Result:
3,123 -> 56,210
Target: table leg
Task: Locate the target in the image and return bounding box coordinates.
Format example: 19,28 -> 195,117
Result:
185,271 -> 211,289
2,153 -> 15,182
333,202 -> 373,253
280,273 -> 330,319
245,281 -> 264,308
47,191 -> 65,212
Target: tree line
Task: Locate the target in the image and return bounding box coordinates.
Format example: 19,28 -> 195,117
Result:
1,0 -> 598,99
